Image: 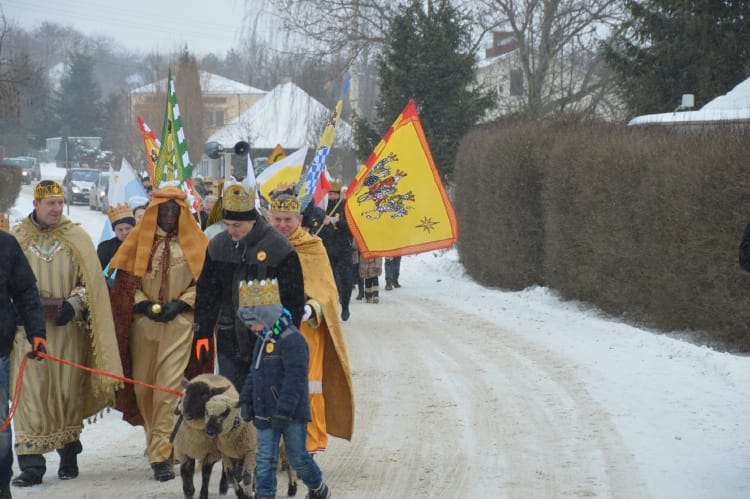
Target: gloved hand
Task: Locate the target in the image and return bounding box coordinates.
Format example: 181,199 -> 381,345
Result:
302,304 -> 313,322
133,301 -> 162,321
270,414 -> 291,431
238,401 -> 253,422
195,338 -> 210,365
54,300 -> 75,326
29,336 -> 47,361
156,300 -> 190,322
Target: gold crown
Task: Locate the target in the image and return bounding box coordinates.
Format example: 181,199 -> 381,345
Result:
223,183 -> 254,212
34,181 -> 64,200
107,203 -> 134,225
329,180 -> 342,192
238,278 -> 281,307
0,213 -> 9,232
269,194 -> 301,213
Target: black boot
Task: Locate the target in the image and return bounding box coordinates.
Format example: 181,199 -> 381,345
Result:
13,454 -> 45,487
11,469 -> 43,487
306,482 -> 330,499
57,440 -> 82,480
385,279 -> 393,291
151,461 -> 175,482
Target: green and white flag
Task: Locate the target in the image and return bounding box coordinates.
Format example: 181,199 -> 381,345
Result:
154,69 -> 192,187
153,69 -> 201,212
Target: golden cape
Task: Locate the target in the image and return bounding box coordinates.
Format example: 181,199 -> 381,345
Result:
13,215 -> 123,414
109,193 -> 212,425
289,226 -> 354,440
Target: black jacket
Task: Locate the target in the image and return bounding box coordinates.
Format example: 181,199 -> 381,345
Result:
97,236 -> 122,270
0,231 -> 46,356
194,217 -> 305,361
320,198 -> 353,262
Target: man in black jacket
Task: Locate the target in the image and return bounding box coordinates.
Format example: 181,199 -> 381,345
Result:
318,182 -> 354,321
194,183 -> 305,391
0,229 -> 47,497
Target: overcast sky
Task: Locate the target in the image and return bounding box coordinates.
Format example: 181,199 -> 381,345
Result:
1,0 -> 253,56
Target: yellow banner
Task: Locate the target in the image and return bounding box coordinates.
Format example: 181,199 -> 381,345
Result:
268,144 -> 287,165
345,100 -> 458,258
256,146 -> 307,201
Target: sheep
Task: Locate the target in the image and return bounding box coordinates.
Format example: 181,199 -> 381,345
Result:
204,392 -> 258,499
172,373 -> 238,499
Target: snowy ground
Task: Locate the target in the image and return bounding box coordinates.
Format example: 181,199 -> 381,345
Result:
7,165 -> 750,498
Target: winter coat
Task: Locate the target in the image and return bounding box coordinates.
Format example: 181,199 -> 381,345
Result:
195,217 -> 305,362
97,236 -> 122,270
320,199 -> 352,263
239,319 -> 311,429
359,257 -> 383,279
0,231 -> 45,356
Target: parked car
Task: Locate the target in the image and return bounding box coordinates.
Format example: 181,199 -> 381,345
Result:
63,168 -> 99,205
89,171 -> 110,212
17,156 -> 41,182
3,157 -> 39,184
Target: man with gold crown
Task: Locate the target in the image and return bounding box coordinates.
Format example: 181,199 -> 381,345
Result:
10,180 -> 123,488
109,184 -> 211,482
268,191 -> 354,455
97,203 -> 136,272
194,181 -> 305,393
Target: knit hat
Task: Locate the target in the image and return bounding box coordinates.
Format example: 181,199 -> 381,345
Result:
127,195 -> 150,211
301,203 -> 325,232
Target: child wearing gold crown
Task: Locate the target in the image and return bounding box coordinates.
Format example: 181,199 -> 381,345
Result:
236,278 -> 331,499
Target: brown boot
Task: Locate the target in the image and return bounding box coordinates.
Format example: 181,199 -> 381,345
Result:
385,279 -> 393,291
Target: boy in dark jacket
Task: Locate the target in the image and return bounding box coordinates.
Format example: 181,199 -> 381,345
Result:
237,278 -> 330,499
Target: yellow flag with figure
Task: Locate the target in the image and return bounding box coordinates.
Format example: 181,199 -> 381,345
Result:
345,100 -> 458,258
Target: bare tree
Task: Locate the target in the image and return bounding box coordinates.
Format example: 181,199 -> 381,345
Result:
475,0 -> 626,120
240,0 -> 407,120
0,14 -> 35,121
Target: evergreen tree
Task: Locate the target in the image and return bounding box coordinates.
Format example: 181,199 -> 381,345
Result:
604,0 -> 750,116
53,52 -> 105,137
175,47 -> 206,171
356,0 -> 494,182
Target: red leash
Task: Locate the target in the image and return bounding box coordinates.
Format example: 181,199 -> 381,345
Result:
0,351 -> 184,432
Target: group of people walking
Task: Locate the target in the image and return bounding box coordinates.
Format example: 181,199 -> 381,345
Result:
0,177 -> 355,499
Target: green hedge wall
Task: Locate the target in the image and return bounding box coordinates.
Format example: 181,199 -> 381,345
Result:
454,120 -> 750,351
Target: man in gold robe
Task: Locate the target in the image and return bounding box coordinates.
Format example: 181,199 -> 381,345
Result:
10,180 -> 123,487
109,185 -> 209,482
269,193 -> 354,454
